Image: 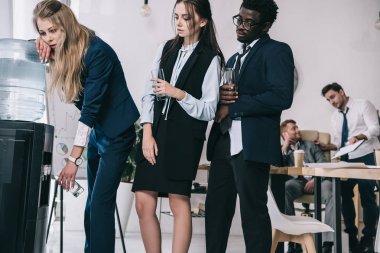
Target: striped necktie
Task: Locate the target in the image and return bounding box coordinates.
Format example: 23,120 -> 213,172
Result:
233,44 -> 251,83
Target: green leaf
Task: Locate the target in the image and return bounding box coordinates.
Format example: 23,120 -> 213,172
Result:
121,120 -> 143,182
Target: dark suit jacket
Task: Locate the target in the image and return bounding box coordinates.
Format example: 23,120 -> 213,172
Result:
75,36 -> 139,138
228,34 -> 294,165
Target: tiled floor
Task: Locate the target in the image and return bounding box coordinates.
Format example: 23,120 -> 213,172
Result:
45,222 -> 245,253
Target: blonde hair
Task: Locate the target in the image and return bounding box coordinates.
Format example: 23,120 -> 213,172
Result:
33,0 -> 94,103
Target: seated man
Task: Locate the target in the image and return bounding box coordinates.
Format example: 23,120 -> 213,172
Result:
281,119 -> 334,253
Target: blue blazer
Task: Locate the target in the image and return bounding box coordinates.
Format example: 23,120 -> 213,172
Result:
228,34 -> 294,165
75,36 -> 139,138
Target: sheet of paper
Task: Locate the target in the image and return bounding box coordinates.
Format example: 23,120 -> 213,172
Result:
331,139 -> 365,160
305,161 -> 367,169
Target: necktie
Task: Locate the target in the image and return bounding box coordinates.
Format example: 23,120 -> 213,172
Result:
340,108 -> 349,161
219,45 -> 251,134
233,44 -> 251,82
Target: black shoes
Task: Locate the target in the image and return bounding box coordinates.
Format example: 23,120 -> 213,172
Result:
358,236 -> 375,253
348,235 -> 375,253
322,241 -> 333,253
287,242 -> 303,253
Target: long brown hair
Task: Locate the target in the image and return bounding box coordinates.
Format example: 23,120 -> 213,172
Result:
162,0 -> 225,67
33,0 -> 94,103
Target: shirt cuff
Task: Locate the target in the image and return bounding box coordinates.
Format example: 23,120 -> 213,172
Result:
176,91 -> 189,104
73,121 -> 91,147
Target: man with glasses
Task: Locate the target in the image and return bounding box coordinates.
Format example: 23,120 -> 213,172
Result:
205,0 -> 294,252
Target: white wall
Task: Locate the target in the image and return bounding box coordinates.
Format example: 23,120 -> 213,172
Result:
74,0 -> 380,132
0,0 -> 13,38
2,0 -> 380,236
12,0 -> 41,39
274,0 -> 380,131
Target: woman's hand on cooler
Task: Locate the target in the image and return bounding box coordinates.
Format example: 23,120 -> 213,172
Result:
152,78 -> 186,100
58,161 -> 78,191
35,37 -> 52,63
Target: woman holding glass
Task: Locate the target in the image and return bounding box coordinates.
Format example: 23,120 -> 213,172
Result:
33,1 -> 139,252
132,0 -> 224,252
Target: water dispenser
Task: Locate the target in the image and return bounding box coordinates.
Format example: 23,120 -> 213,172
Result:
0,39 -> 46,121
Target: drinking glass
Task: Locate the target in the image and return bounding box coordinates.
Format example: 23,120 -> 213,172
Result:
151,68 -> 166,100
223,68 -> 237,91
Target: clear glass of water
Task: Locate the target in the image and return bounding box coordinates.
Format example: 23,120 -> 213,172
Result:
151,68 -> 166,100
223,68 -> 237,91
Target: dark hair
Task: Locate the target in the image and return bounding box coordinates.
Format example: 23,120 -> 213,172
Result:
321,82 -> 344,97
241,0 -> 278,24
162,0 -> 225,67
280,119 -> 296,134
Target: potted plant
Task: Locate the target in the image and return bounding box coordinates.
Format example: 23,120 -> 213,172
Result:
116,120 -> 143,237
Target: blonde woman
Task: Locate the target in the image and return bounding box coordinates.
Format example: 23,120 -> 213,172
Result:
33,1 -> 139,252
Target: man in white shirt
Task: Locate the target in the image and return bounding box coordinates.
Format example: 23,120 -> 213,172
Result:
322,82 -> 380,253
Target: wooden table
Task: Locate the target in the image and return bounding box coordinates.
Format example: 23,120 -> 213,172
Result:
271,164 -> 380,253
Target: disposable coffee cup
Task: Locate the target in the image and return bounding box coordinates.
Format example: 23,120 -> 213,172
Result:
375,149 -> 380,166
293,150 -> 305,168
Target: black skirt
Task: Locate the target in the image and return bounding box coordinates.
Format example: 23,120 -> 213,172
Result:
132,118 -> 192,197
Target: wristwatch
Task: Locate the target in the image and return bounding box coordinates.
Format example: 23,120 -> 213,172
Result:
68,155 -> 83,166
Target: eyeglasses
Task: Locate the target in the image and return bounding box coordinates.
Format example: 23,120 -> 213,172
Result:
232,15 -> 262,30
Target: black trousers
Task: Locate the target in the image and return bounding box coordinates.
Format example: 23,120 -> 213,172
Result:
231,151 -> 271,253
205,131 -> 285,253
205,132 -> 236,253
342,152 -> 378,238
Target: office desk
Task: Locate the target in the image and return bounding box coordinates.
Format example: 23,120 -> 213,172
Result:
271,164 -> 380,253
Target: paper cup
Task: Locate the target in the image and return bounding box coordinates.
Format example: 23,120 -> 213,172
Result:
293,150 -> 305,167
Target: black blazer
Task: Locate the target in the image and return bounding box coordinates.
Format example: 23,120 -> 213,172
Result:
228,34 -> 294,165
75,36 -> 139,138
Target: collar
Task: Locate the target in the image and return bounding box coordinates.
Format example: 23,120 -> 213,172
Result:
181,41 -> 199,52
236,39 -> 259,54
339,97 -> 351,114
290,141 -> 301,151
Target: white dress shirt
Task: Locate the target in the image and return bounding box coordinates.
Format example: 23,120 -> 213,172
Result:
140,41 -> 221,124
229,39 -> 259,156
330,97 -> 380,159
73,121 -> 91,147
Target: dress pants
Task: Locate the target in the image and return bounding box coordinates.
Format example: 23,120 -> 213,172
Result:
205,132 -> 237,253
84,126 -> 135,253
231,151 -> 271,253
205,130 -> 285,253
285,177 -> 334,242
341,152 -> 378,238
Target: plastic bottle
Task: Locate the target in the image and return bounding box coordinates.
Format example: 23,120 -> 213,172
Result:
0,39 -> 46,121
